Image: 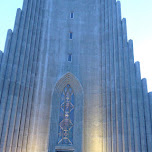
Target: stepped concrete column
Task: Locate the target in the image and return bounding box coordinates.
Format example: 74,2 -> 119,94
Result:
142,78 -> 152,152
135,62 -> 147,152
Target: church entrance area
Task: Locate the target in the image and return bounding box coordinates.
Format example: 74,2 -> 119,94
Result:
56,151 -> 73,152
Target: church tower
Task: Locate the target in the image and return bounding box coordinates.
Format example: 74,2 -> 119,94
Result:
0,0 -> 152,152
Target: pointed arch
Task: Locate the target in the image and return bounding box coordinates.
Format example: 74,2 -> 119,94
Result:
49,72 -> 84,152
53,72 -> 84,96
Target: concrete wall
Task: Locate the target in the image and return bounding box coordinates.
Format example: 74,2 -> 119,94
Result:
46,0 -> 102,152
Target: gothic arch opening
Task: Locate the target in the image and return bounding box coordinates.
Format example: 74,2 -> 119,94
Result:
48,73 -> 84,152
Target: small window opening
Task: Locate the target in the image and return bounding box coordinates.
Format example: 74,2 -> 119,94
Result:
70,12 -> 74,19
68,54 -> 72,62
70,32 -> 73,39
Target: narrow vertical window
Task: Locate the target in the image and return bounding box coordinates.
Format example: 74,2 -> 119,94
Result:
58,84 -> 74,145
70,12 -> 74,19
68,54 -> 72,62
70,32 -> 73,40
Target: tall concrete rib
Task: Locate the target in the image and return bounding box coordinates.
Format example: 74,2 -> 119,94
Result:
0,51 -> 3,68
135,61 -> 147,152
110,1 -> 117,151
122,19 -> 135,152
0,0 -> 152,152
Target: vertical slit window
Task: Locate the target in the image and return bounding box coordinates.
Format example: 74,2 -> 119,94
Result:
70,32 -> 73,40
70,12 -> 74,19
68,54 -> 72,62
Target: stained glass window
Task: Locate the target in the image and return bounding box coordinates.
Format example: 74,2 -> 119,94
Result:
58,84 -> 74,145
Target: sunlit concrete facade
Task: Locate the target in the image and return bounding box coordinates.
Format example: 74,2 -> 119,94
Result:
0,0 -> 152,152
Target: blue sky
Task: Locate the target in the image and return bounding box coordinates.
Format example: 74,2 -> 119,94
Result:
0,0 -> 152,91
0,0 -> 23,50
119,0 -> 152,91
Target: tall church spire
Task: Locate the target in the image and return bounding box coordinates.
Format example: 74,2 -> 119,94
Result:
0,0 -> 152,152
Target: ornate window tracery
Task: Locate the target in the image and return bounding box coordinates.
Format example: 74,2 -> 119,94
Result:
58,84 -> 74,145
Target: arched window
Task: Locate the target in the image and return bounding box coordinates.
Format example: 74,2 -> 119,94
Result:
58,84 -> 74,145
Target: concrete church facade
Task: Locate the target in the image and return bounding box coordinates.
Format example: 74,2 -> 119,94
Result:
0,0 -> 152,152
